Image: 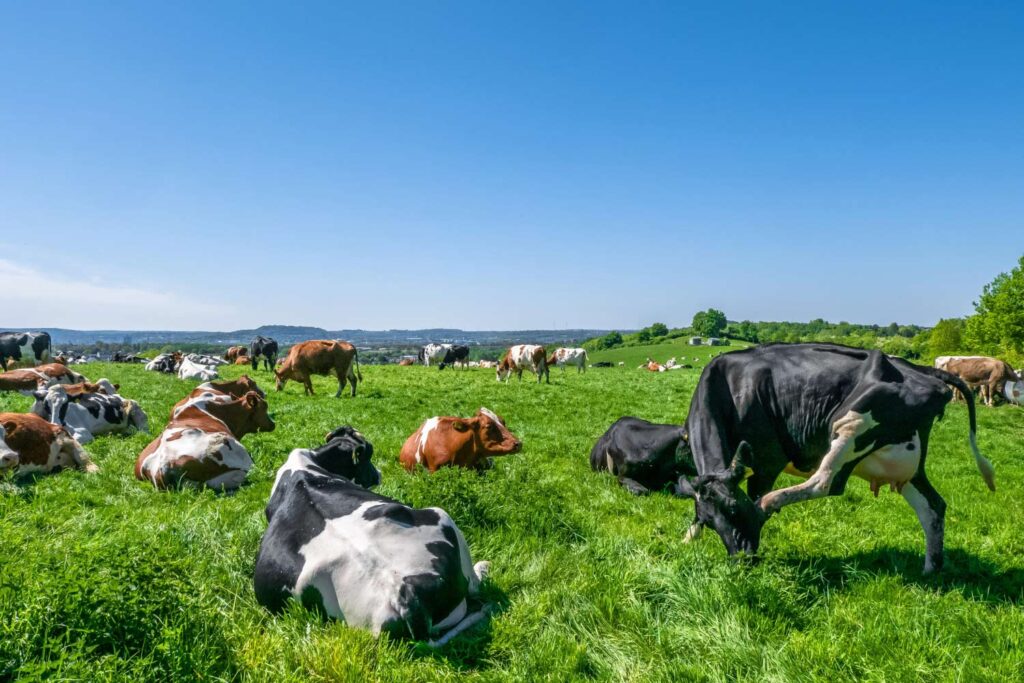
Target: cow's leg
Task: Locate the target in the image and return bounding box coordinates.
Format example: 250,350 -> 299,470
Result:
335,370 -> 346,398
349,367 -> 358,397
305,378 -> 314,396
758,411 -> 871,516
901,473 -> 946,573
618,477 -> 651,496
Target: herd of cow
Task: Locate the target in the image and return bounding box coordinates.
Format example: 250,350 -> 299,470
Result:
0,330 -> 1020,646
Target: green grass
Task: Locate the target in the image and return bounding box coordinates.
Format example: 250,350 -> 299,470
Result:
587,339 -> 751,369
1,359 -> 1022,682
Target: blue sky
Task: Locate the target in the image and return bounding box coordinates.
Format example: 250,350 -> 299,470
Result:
1,2 -> 1022,330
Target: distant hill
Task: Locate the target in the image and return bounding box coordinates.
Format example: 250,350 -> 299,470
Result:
1,326 -> 620,347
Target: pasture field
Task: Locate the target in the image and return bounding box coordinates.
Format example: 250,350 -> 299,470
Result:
1,357 -> 1023,682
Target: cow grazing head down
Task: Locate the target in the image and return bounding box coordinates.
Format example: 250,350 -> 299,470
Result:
675,442 -> 765,557
309,426 -> 381,488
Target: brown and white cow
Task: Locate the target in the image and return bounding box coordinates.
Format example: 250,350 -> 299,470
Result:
172,375 -> 265,413
275,340 -> 362,397
547,347 -> 588,373
936,356 -> 1022,406
135,389 -> 275,490
496,345 -> 549,383
0,363 -> 84,395
0,412 -> 97,474
225,345 -> 247,362
63,379 -> 120,397
399,408 -> 522,472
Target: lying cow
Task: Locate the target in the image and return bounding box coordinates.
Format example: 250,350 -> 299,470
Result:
0,363 -> 86,394
400,408 -> 522,472
63,379 -> 119,397
418,343 -> 452,367
0,331 -> 51,369
496,345 -> 549,383
935,355 -> 1022,407
547,348 -> 588,373
31,384 -> 149,445
590,417 -> 694,495
145,352 -> 182,374
275,340 -> 362,397
254,426 -> 490,646
675,343 -> 995,573
172,375 -> 265,414
439,344 -> 470,370
135,389 -> 274,490
225,345 -> 247,362
398,358 -> 415,366
178,357 -> 220,382
0,413 -> 97,475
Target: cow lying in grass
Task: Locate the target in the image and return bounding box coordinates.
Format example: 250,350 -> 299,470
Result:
254,426 -> 490,646
0,413 -> 97,475
590,417 -> 695,495
135,385 -> 273,490
399,408 -> 522,472
31,384 -> 148,445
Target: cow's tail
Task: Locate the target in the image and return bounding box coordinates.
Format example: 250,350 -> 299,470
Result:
919,364 -> 996,492
428,605 -> 491,649
353,349 -> 363,382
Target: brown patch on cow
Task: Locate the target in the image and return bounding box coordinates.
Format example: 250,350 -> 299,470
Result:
399,409 -> 522,472
0,369 -> 47,393
0,412 -> 93,472
63,381 -> 119,397
398,358 -> 415,366
172,375 -> 265,413
235,356 -> 251,365
225,346 -> 246,362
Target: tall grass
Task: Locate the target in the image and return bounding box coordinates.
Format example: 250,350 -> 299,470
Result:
0,358 -> 1021,681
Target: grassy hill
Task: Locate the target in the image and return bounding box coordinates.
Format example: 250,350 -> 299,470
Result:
1,361 -> 1022,680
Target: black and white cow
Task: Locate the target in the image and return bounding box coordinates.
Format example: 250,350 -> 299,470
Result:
439,345 -> 470,370
250,336 -> 279,372
145,353 -> 180,374
31,384 -> 149,445
590,417 -> 695,495
254,426 -> 490,646
674,343 -> 995,573
0,332 -> 51,369
418,343 -> 452,367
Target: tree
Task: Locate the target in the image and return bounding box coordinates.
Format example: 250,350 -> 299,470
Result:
637,328 -> 652,343
692,309 -> 727,337
965,256 -> 1024,353
928,318 -> 963,356
601,331 -> 623,349
648,322 -> 668,337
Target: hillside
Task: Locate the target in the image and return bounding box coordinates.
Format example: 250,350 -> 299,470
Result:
588,338 -> 752,369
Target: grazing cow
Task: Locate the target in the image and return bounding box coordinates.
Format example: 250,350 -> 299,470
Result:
439,345 -> 470,370
178,357 -> 220,382
250,336 -> 280,372
254,427 -> 490,645
0,413 -> 96,474
674,343 -> 995,573
145,352 -> 182,374
400,408 -> 522,472
0,332 -> 52,369
275,340 -> 362,397
935,356 -> 1021,407
547,348 -> 588,373
135,389 -> 274,490
418,343 -> 452,367
496,345 -> 549,383
31,385 -> 149,445
590,417 -> 695,495
225,346 -> 247,362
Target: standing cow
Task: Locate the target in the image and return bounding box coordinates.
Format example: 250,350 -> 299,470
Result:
418,343 -> 452,367
547,348 -> 588,373
0,332 -> 52,369
250,336 -> 279,372
439,345 -> 470,370
674,343 -> 994,574
935,355 -> 1022,407
496,345 -> 549,384
275,340 -> 362,397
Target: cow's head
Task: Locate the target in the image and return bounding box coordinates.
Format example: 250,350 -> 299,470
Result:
273,365 -> 294,391
675,442 -> 764,557
311,426 -> 381,488
220,391 -> 275,437
31,385 -> 68,425
0,422 -> 18,471
469,408 -> 522,456
496,357 -> 512,382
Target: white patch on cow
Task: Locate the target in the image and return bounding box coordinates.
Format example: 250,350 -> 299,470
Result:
415,418 -> 441,465
0,424 -> 18,471
854,434 -> 921,495
292,501 -> 474,634
478,407 -> 501,425
139,427 -> 252,490
271,448 -> 320,498
421,344 -> 452,367
178,357 -> 219,381
32,385 -> 144,445
683,522 -> 703,543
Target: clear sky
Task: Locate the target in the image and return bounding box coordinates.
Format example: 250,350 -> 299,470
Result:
1,2 -> 1022,331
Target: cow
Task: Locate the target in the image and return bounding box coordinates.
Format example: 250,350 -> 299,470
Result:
591,361 -> 614,368
478,360 -> 498,369
172,375 -> 266,414
398,358 -> 415,366
35,363 -> 86,384
418,343 -> 452,367
0,332 -> 52,369
674,343 -> 995,573
590,417 -> 695,495
225,345 -> 247,362
253,426 -> 491,646
0,413 -> 97,475
178,357 -> 220,382
399,408 -> 522,472
439,345 -> 470,371
644,359 -> 666,372
63,379 -> 120,397
112,351 -> 146,363
145,352 -> 182,374
235,356 -> 251,365
275,340 -> 362,397
547,348 -> 588,373
935,356 -> 1021,407
496,345 -> 549,383
30,384 -> 149,445
250,336 -> 279,372
135,389 -> 274,490
184,353 -> 229,367
0,363 -> 84,395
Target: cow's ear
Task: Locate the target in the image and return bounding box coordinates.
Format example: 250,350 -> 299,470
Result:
2,420 -> 16,434
452,420 -> 470,432
675,476 -> 697,499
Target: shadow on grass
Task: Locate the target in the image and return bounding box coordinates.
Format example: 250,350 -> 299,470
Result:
774,546 -> 1024,605
409,580 -> 511,671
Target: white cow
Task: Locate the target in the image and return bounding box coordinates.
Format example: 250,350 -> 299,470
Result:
419,343 -> 452,367
547,347 -> 588,373
178,357 -> 219,381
